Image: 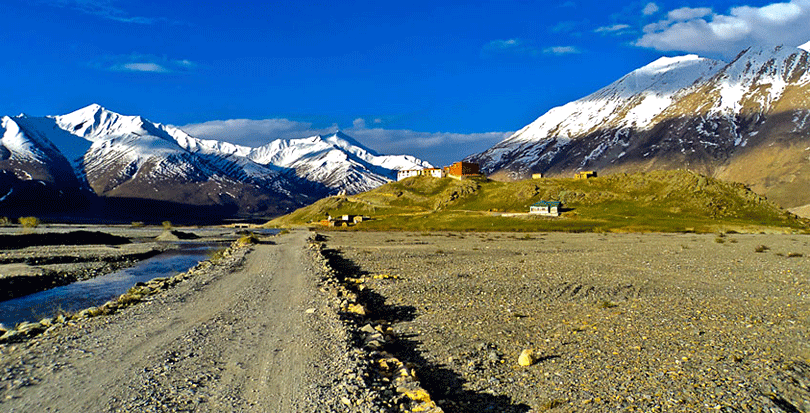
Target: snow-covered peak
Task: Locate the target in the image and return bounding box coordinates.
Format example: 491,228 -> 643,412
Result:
323,131 -> 381,156
0,116 -> 67,164
1,116 -> 36,160
641,55 -> 704,73
593,54 -> 723,99
248,131 -> 430,171
165,123 -> 252,158
721,44 -> 809,78
2,104 -> 434,201
495,54 -> 725,148
709,44 -> 810,114
242,130 -> 431,192
54,104 -> 154,143
470,42 -> 810,183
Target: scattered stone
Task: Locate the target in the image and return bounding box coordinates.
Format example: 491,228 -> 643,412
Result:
518,349 -> 536,367
345,303 -> 367,316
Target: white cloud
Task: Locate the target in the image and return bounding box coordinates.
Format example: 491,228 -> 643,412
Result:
46,0 -> 163,24
486,39 -> 519,49
179,119 -> 336,148
595,24 -> 631,34
642,2 -> 660,16
178,118 -> 512,166
667,7 -> 713,21
636,0 -> 810,57
117,62 -> 168,73
543,46 -> 582,55
345,126 -> 513,165
551,21 -> 580,33
98,54 -> 197,74
482,39 -> 539,56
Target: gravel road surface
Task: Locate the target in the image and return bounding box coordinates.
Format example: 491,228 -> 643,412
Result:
0,230 -> 357,412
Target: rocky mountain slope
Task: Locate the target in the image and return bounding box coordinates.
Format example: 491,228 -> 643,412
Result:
467,43 -> 810,211
0,105 -> 428,220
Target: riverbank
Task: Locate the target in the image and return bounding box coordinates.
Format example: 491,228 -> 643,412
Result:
0,225 -> 241,302
0,242 -> 171,301
323,231 -> 810,412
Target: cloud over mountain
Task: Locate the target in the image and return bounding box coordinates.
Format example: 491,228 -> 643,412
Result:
636,0 -> 810,57
180,118 -> 512,166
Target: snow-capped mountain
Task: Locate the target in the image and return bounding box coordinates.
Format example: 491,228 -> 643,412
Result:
0,116 -> 88,215
0,104 -> 430,220
247,132 -> 432,194
468,43 -> 810,210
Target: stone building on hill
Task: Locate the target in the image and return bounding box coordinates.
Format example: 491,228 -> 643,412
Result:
443,162 -> 480,179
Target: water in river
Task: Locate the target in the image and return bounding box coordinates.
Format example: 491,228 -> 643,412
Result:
0,243 -> 220,328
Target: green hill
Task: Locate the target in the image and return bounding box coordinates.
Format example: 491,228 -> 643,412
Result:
268,170 -> 808,233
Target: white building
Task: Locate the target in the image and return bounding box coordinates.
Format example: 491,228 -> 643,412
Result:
529,201 -> 561,216
397,168 -> 444,181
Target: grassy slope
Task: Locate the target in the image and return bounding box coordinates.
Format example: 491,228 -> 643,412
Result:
269,170 -> 809,233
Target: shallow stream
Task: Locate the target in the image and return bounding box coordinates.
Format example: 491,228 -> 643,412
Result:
0,242 -> 220,328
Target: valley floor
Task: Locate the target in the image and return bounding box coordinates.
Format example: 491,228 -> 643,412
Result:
2,229 -> 808,412
324,230 -> 810,412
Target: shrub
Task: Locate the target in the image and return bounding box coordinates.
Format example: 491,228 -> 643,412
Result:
237,232 -> 260,245
540,399 -> 567,410
599,300 -> 618,309
161,221 -> 173,230
131,221 -> 145,228
18,216 -> 40,228
0,217 -> 10,226
208,248 -> 227,263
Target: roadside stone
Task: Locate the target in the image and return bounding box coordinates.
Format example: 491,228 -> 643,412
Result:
346,303 -> 367,316
518,349 -> 535,366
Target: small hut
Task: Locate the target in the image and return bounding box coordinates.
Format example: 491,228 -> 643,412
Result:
529,201 -> 561,216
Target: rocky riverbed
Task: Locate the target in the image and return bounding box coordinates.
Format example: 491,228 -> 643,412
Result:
323,231 -> 810,412
0,226 -> 241,302
0,242 -> 172,301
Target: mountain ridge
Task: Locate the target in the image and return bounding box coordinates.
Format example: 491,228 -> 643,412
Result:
467,43 -> 810,212
0,105 -> 429,221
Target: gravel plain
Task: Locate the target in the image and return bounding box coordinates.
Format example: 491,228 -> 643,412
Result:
1,228 -> 808,412
323,230 -> 810,412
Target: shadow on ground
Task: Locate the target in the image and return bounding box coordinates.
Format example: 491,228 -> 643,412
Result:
320,244 -> 531,413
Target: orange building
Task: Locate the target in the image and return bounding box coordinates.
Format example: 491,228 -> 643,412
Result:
443,161 -> 480,177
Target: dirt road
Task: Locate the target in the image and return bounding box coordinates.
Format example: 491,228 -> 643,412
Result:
0,230 -> 354,412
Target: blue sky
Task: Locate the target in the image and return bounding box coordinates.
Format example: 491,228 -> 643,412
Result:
3,0 -> 810,165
